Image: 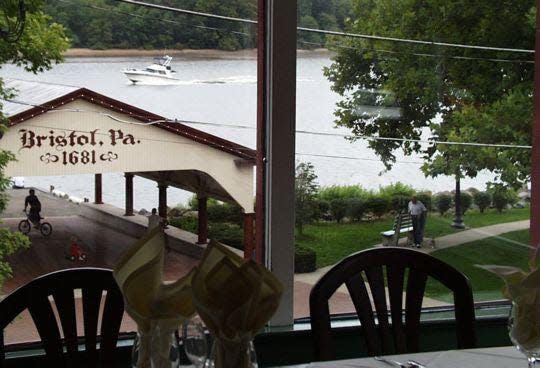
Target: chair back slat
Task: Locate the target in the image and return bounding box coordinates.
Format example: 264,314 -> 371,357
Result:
52,288 -> 78,360
310,247 -> 476,361
28,294 -> 65,366
345,274 -> 379,355
100,286 -> 125,366
0,268 -> 125,367
386,265 -> 407,354
364,267 -> 394,354
82,287 -> 102,365
404,268 -> 427,352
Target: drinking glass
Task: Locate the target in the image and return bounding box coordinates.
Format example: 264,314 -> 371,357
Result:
181,317 -> 208,368
132,327 -> 181,368
508,301 -> 540,367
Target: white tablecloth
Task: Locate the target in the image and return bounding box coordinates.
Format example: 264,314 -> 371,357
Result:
283,346 -> 526,367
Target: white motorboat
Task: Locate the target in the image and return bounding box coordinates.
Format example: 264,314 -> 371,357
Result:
123,55 -> 178,85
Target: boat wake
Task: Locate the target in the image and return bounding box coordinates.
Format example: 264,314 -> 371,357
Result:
129,75 -> 314,86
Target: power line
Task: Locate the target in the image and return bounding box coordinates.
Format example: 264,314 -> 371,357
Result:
110,0 -> 534,54
56,0 -> 252,37
298,40 -> 534,64
5,97 -> 533,149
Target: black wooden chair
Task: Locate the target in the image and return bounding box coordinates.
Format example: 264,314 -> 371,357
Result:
0,268 -> 125,367
309,247 -> 476,361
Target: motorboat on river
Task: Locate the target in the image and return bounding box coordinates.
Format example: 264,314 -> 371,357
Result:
122,55 -> 178,85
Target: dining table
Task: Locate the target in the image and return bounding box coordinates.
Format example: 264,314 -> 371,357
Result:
280,346 -> 527,367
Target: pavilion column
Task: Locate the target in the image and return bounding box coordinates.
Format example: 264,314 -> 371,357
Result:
531,0 -> 540,256
94,173 -> 103,204
197,196 -> 208,244
124,173 -> 134,216
158,183 -> 168,219
243,213 -> 255,260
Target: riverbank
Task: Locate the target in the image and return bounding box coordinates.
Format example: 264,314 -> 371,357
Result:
63,47 -> 333,59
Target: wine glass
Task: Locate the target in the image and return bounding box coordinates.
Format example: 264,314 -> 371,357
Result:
508,301 -> 540,367
181,317 -> 208,367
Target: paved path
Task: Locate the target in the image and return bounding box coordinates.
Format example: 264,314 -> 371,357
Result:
293,220 -> 530,316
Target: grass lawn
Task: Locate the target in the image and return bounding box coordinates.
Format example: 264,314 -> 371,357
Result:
426,229 -> 530,302
296,207 -> 530,268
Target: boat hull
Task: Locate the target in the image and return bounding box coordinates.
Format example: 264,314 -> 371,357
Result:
123,70 -> 179,85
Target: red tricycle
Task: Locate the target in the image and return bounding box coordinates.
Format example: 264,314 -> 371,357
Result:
65,237 -> 87,262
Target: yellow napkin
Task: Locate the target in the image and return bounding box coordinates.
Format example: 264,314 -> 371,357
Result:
114,227 -> 195,367
191,241 -> 283,368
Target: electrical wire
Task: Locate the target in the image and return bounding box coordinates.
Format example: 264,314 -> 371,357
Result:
5,97 -> 533,149
53,0 -> 535,64
109,0 -> 534,54
56,0 -> 252,37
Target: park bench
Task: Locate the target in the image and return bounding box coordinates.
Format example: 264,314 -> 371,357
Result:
380,212 -> 414,246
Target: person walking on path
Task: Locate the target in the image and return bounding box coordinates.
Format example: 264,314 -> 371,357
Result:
408,195 -> 427,248
147,208 -> 163,231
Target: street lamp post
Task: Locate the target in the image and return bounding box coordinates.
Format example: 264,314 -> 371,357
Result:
452,175 -> 465,229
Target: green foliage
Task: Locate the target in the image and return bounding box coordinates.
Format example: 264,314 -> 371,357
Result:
325,0 -> 534,187
317,184 -> 368,201
346,197 -> 365,222
365,196 -> 389,219
390,195 -> 409,212
295,162 -> 319,233
0,0 -> 69,291
378,182 -> 415,199
329,198 -> 348,223
459,192 -> 473,214
491,189 -> 510,213
207,202 -> 243,225
209,223 -> 243,250
294,245 -> 317,273
312,199 -> 330,221
433,193 -> 452,216
42,0 -> 351,50
416,192 -> 432,211
473,191 -> 492,213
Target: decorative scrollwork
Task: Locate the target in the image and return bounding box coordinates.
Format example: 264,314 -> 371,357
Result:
100,151 -> 118,162
40,153 -> 59,164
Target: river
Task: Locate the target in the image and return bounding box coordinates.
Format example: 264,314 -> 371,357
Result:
1,53 -> 494,210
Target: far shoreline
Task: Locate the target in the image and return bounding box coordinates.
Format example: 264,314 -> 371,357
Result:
63,48 -> 333,59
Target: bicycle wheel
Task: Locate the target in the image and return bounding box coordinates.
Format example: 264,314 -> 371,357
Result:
18,220 -> 31,234
40,222 -> 52,237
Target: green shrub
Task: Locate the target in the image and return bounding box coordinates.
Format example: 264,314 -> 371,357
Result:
346,197 -> 366,222
295,246 -> 316,273
169,216 -> 198,232
434,193 -> 452,216
318,185 -> 369,201
379,182 -> 415,199
207,202 -> 243,225
366,196 -> 390,219
313,199 -> 330,221
473,191 -> 491,213
330,198 -> 348,223
390,195 -> 409,212
492,191 -> 509,213
415,192 -> 432,211
209,223 -> 244,250
459,192 -> 473,214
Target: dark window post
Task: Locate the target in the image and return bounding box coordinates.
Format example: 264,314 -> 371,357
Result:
197,195 -> 208,244
158,183 -> 168,219
124,173 -> 134,216
94,173 -> 103,204
243,213 -> 255,259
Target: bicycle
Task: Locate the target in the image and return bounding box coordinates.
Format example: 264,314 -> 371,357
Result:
19,210 -> 52,237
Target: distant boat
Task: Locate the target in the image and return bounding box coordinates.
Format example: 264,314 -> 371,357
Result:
123,55 -> 178,85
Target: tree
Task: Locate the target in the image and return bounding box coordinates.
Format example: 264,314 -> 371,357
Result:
325,0 -> 534,188
0,0 -> 69,290
473,191 -> 492,213
346,197 -> 365,222
295,162 -> 319,234
329,198 -> 348,223
434,194 -> 452,216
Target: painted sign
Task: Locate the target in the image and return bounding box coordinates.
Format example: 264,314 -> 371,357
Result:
18,128 -> 141,166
